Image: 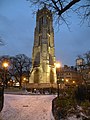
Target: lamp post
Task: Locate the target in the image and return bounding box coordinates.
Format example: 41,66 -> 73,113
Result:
2,62 -> 9,68
56,62 -> 61,98
23,77 -> 27,91
56,62 -> 61,69
0,61 -> 8,112
57,80 -> 60,98
2,61 -> 9,87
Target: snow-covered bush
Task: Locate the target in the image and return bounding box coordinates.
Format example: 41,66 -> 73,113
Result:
52,86 -> 90,120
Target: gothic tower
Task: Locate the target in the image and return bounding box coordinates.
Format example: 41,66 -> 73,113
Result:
29,6 -> 57,87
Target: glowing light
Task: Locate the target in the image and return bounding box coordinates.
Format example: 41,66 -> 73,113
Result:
62,79 -> 64,81
66,79 -> 69,82
3,62 -> 9,68
73,81 -> 75,84
56,62 -> 61,68
23,77 -> 26,81
8,81 -> 10,84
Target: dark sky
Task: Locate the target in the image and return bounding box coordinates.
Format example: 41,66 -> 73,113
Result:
0,0 -> 90,66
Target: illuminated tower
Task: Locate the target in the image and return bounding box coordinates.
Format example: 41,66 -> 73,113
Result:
29,6 -> 57,87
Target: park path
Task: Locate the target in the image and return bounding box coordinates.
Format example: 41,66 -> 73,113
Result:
0,94 -> 55,120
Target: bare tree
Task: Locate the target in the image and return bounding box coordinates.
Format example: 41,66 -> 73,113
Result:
27,0 -> 80,26
0,36 -> 4,46
84,51 -> 90,67
75,0 -> 90,26
0,54 -> 32,88
10,54 -> 32,88
27,0 -> 90,26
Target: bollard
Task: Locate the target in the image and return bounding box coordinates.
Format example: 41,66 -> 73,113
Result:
0,85 -> 4,112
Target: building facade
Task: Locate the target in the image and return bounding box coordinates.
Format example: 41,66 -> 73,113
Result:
29,6 -> 57,88
56,65 -> 83,87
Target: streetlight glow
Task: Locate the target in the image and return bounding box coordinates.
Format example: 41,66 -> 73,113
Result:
56,61 -> 62,98
73,81 -> 75,84
66,79 -> 69,82
2,61 -> 9,87
56,62 -> 61,68
3,62 -> 9,68
23,77 -> 26,81
62,79 -> 64,81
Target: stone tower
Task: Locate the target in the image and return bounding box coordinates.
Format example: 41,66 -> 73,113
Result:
29,6 -> 57,88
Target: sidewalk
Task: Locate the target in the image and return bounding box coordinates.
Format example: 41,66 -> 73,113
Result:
1,94 -> 55,120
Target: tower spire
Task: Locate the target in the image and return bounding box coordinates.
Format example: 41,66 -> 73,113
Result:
44,3 -> 46,8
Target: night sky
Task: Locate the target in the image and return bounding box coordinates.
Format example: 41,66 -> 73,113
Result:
0,0 -> 90,66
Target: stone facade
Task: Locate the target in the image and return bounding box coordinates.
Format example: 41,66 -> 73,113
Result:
29,6 -> 57,87
56,65 -> 83,86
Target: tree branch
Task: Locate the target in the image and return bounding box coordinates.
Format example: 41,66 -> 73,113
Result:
58,0 -> 80,15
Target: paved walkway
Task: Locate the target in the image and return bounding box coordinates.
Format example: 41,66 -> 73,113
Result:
0,94 -> 55,120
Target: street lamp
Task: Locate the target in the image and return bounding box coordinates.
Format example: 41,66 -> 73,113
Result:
23,77 -> 27,91
2,61 -> 9,87
23,77 -> 26,81
56,62 -> 61,68
56,62 -> 61,98
2,62 -> 9,68
73,81 -> 75,84
56,62 -> 61,79
66,79 -> 69,82
0,61 -> 9,111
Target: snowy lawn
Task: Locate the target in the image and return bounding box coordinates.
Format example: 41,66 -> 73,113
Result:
0,94 -> 56,120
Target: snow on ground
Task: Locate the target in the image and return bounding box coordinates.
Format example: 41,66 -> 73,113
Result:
0,94 -> 55,120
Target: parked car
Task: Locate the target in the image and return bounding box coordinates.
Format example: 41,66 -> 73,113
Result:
0,85 -> 4,112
